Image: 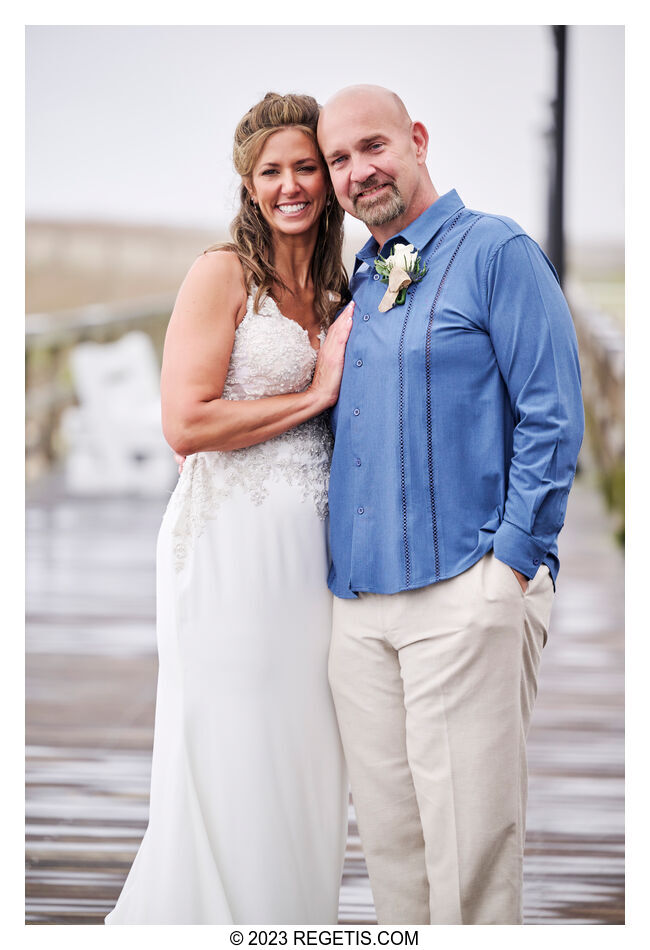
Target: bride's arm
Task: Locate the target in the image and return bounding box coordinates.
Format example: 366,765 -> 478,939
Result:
161,251 -> 353,456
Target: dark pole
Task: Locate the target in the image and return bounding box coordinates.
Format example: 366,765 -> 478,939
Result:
548,25 -> 567,286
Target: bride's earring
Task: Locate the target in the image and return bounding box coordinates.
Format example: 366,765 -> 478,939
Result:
324,194 -> 334,234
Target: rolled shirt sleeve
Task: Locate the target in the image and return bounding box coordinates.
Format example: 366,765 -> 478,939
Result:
485,235 -> 584,578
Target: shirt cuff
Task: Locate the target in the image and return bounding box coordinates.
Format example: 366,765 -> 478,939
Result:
493,520 -> 548,580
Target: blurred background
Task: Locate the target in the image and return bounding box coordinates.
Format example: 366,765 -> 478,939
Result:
25,25 -> 624,924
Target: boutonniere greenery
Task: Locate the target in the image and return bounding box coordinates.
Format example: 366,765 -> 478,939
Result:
374,243 -> 427,312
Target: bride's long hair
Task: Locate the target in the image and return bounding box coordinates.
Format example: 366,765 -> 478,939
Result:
207,92 -> 349,327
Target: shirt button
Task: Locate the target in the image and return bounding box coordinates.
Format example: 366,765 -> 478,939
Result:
356,359 -> 363,367
353,408 -> 360,416
357,507 -> 365,514
533,558 -> 540,565
355,458 -> 362,467
363,313 -> 370,321
373,274 -> 381,280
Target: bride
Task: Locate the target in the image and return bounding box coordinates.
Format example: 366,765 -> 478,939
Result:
105,92 -> 354,925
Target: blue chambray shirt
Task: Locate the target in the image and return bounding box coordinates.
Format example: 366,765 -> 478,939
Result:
327,189 -> 584,599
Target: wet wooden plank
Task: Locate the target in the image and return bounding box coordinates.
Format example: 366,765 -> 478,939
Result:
25,470 -> 624,924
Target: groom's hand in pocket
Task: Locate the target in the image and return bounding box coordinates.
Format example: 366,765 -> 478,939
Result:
512,568 -> 529,593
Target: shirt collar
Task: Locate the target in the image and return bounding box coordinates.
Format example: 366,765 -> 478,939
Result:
354,189 -> 465,268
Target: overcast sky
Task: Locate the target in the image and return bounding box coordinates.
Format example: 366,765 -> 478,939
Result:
25,25 -> 623,249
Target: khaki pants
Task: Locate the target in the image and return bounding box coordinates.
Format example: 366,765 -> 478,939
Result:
328,552 -> 554,925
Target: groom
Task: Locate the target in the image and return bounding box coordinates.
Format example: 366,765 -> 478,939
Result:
317,86 -> 584,924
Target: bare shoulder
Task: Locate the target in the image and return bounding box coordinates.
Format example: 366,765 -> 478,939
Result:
184,248 -> 247,300
191,247 -> 245,279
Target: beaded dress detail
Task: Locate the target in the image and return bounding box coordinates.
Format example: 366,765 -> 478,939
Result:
167,291 -> 332,571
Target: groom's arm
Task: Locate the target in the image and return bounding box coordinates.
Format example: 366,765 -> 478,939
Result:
485,234 -> 584,581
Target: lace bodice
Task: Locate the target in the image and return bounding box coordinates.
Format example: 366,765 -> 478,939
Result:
167,291 -> 333,571
222,293 -> 322,400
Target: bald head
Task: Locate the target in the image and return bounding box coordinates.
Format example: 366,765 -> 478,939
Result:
319,84 -> 412,132
317,85 -> 438,243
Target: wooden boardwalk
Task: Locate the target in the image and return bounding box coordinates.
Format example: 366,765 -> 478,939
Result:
25,467 -> 624,925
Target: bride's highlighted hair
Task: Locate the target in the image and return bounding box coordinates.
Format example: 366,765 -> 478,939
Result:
207,92 -> 349,326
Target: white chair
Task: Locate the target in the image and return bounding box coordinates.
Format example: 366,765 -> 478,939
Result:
60,331 -> 176,494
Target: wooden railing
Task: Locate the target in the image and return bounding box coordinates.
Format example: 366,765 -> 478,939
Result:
25,295 -> 174,482
567,280 -> 625,541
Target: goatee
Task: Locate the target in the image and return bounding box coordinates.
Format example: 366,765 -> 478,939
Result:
352,180 -> 406,227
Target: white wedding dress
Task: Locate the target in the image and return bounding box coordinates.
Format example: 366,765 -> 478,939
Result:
106,291 -> 348,924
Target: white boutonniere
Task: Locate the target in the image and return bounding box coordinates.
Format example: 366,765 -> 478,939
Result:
374,243 -> 427,312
